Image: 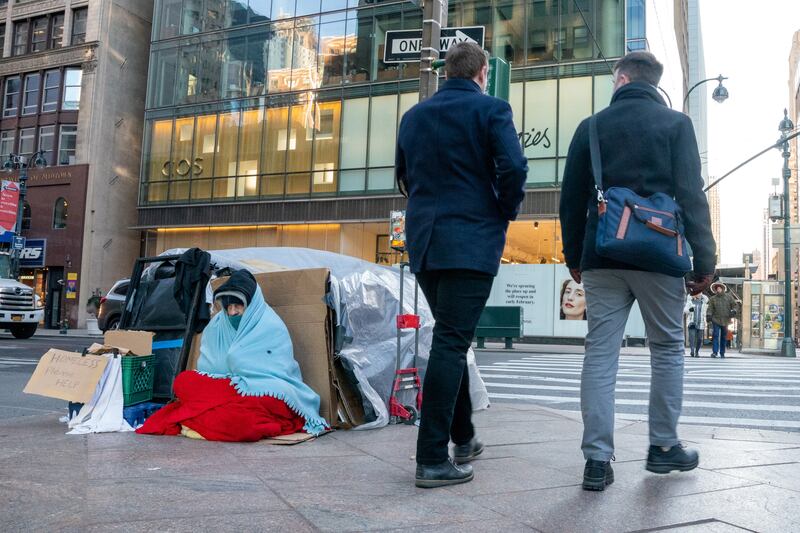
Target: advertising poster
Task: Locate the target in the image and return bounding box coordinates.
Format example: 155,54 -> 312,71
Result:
0,180 -> 19,236
488,264 -> 645,338
66,272 -> 78,300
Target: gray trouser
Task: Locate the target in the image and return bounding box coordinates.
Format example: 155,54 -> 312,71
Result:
581,269 -> 686,461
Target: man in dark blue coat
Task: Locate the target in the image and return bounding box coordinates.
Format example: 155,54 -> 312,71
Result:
396,42 -> 527,488
560,51 -> 716,491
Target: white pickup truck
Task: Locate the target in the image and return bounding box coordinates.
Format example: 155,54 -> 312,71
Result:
0,254 -> 43,338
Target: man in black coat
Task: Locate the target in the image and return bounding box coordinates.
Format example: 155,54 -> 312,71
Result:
396,42 -> 527,488
559,51 -> 716,491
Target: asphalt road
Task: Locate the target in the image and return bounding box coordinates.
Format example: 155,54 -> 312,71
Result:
3,340 -> 800,432
476,348 -> 800,432
0,334 -> 97,420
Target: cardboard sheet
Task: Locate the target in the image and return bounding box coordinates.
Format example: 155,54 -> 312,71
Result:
104,330 -> 154,356
24,349 -> 109,403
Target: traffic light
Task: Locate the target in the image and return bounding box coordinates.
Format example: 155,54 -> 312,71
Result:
431,56 -> 510,101
487,57 -> 510,101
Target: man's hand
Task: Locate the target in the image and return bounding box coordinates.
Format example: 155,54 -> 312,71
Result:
569,268 -> 582,284
686,273 -> 713,296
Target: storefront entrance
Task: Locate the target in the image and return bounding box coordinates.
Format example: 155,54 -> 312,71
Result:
45,267 -> 64,329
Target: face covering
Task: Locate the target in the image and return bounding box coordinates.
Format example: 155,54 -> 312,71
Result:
228,314 -> 242,330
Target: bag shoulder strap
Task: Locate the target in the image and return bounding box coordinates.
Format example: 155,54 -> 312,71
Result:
588,114 -> 603,193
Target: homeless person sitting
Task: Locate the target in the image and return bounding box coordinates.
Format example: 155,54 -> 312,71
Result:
137,269 -> 328,441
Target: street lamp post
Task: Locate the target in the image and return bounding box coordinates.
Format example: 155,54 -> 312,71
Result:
3,151 -> 46,280
778,109 -> 796,357
682,74 -> 729,110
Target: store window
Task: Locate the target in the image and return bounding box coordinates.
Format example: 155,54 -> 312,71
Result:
50,14 -> 64,48
176,44 -> 199,104
38,125 -> 55,166
149,49 -> 178,108
272,0 -> 295,20
320,18 -> 346,87
263,106 -> 289,175
0,130 -> 13,158
3,76 -> 20,117
13,21 -> 28,56
368,94 -> 397,168
157,0 -> 182,39
18,128 -> 34,159
31,16 -> 48,52
22,73 -> 40,115
71,8 -> 87,45
62,68 -> 82,110
493,1 -> 525,65
53,197 -> 68,229
213,110 -> 240,180
193,114 -> 216,180
181,0 -> 202,34
58,125 -> 77,165
41,70 -> 61,112
237,108 -> 264,197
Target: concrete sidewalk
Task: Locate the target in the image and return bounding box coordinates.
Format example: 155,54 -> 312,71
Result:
3,403 -> 800,532
32,328 -> 102,338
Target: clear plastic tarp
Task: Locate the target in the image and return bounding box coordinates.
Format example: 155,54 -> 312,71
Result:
158,247 -> 490,429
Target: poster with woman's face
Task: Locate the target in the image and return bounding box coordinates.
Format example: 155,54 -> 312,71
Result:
559,279 -> 587,320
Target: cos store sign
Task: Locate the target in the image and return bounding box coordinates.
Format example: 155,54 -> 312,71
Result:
20,239 -> 46,268
162,157 -> 204,177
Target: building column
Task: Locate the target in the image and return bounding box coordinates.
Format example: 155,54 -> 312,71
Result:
3,5 -> 13,58
63,0 -> 74,47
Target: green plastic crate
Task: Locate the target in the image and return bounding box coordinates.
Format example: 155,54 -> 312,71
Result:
121,354 -> 155,406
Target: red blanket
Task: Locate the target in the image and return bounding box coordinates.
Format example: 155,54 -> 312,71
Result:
136,371 -> 305,442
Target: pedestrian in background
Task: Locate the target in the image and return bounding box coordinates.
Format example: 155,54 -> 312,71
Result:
396,41 -> 528,488
685,292 -> 708,357
559,51 -> 716,491
707,282 -> 736,358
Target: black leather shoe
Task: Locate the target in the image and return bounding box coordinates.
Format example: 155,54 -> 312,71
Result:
415,458 -> 474,488
646,444 -> 699,474
711,353 -> 718,358
582,459 -> 614,491
453,437 -> 484,464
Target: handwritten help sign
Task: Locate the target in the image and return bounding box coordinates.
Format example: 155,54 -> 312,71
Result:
24,349 -> 108,403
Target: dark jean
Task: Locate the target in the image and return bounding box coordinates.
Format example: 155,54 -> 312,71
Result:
712,323 -> 728,356
415,269 -> 494,465
688,325 -> 703,355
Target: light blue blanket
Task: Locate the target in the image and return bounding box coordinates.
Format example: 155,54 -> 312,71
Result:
197,287 -> 327,435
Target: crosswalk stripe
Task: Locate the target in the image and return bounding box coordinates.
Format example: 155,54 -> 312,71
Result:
479,365 -> 800,384
478,372 -> 800,392
481,354 -> 800,432
485,392 -> 800,413
0,358 -> 38,365
481,381 -> 800,399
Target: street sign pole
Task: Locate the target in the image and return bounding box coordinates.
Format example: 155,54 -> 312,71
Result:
419,0 -> 448,102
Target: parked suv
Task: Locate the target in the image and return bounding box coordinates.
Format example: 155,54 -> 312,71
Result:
97,279 -> 129,332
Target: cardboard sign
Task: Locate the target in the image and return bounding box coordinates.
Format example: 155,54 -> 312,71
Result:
24,349 -> 108,403
104,330 -> 154,356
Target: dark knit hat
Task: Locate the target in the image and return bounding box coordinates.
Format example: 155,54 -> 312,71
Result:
213,270 -> 257,309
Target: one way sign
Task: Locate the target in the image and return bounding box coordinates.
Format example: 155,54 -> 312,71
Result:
383,26 -> 485,63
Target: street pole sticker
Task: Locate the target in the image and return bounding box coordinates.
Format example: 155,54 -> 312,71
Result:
390,210 -> 407,252
384,26 -> 485,63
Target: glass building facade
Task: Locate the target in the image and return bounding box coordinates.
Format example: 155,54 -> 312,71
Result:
141,0 -> 625,205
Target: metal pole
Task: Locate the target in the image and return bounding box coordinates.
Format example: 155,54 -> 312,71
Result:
419,0 -> 448,102
12,159 -> 26,280
781,127 -> 796,357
